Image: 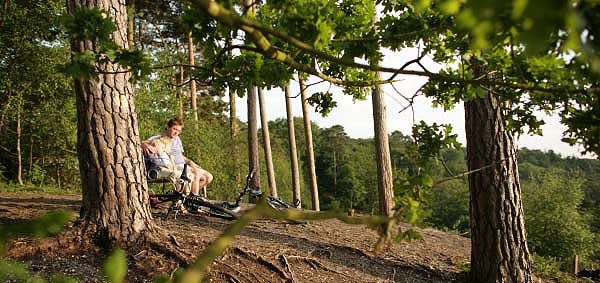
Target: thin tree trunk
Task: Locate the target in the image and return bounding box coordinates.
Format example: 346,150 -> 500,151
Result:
299,78 -> 319,211
57,169 -> 61,190
178,65 -> 184,119
244,0 -> 260,200
285,85 -> 301,208
28,129 -> 33,182
126,0 -> 135,48
67,0 -> 157,246
332,151 -> 337,195
371,11 -> 394,217
229,88 -> 241,187
227,38 -> 241,187
188,32 -> 198,127
16,96 -> 23,185
247,86 -> 261,200
258,88 -> 277,197
371,74 -> 394,216
466,64 -> 532,283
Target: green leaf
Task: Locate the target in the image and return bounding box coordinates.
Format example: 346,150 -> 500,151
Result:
512,0 -> 528,19
103,249 -> 127,283
440,0 -> 461,15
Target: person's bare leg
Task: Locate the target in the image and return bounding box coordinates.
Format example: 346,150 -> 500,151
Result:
198,169 -> 213,197
190,167 -> 202,196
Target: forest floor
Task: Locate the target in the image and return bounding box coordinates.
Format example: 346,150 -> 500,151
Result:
0,192 -> 547,283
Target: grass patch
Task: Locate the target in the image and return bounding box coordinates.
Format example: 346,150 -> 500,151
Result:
0,183 -> 80,194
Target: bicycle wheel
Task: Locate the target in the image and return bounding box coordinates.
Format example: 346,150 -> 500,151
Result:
202,202 -> 240,220
267,197 -> 292,210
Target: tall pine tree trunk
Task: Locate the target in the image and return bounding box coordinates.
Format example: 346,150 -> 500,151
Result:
67,0 -> 156,246
178,64 -> 184,119
247,86 -> 261,196
229,88 -> 241,187
465,66 -> 532,283
258,88 -> 277,197
188,32 -> 198,127
371,74 -> 394,217
227,37 -> 241,187
370,11 -> 394,217
285,85 -> 301,208
244,0 -> 260,197
299,78 -> 319,211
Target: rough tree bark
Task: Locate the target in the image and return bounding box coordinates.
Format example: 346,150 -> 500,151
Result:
299,78 -> 319,211
258,88 -> 278,197
67,0 -> 157,246
285,85 -> 302,208
465,71 -> 532,282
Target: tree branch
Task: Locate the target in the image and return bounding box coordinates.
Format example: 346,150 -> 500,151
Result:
191,0 -> 597,94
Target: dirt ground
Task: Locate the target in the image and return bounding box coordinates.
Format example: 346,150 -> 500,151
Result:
0,192 -> 473,282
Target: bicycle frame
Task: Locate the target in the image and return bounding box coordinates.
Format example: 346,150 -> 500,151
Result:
147,164 -> 238,220
227,168 -> 293,211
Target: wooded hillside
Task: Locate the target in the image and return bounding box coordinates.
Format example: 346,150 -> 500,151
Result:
2,0 -> 600,282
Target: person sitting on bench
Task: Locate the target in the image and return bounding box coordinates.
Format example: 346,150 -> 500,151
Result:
142,117 -> 213,200
145,135 -> 177,181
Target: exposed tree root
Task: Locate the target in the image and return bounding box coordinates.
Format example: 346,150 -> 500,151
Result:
222,272 -> 241,283
6,219 -> 193,279
279,254 -> 296,282
219,261 -> 257,282
285,255 -> 347,276
232,247 -> 291,282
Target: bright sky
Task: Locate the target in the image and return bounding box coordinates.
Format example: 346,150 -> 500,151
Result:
228,48 -> 594,159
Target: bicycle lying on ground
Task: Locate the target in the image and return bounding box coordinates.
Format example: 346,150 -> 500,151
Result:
221,169 -> 304,224
147,164 -> 239,221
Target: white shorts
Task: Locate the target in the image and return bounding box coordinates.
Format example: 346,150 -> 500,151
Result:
174,164 -> 195,181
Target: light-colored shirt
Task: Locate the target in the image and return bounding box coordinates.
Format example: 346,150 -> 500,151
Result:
170,136 -> 185,165
145,133 -> 185,166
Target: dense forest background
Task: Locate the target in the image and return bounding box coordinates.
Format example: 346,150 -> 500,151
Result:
2,0 -> 599,279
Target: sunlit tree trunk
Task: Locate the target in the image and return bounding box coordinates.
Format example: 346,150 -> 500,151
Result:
299,78 -> 319,211
285,85 -> 301,208
258,88 -> 277,197
67,0 -> 157,246
371,73 -> 394,216
466,64 -> 532,283
244,0 -> 260,198
229,88 -> 241,186
126,0 -> 135,48
247,86 -> 261,197
370,11 -> 394,216
227,37 -> 241,187
178,65 -> 184,119
188,32 -> 198,127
